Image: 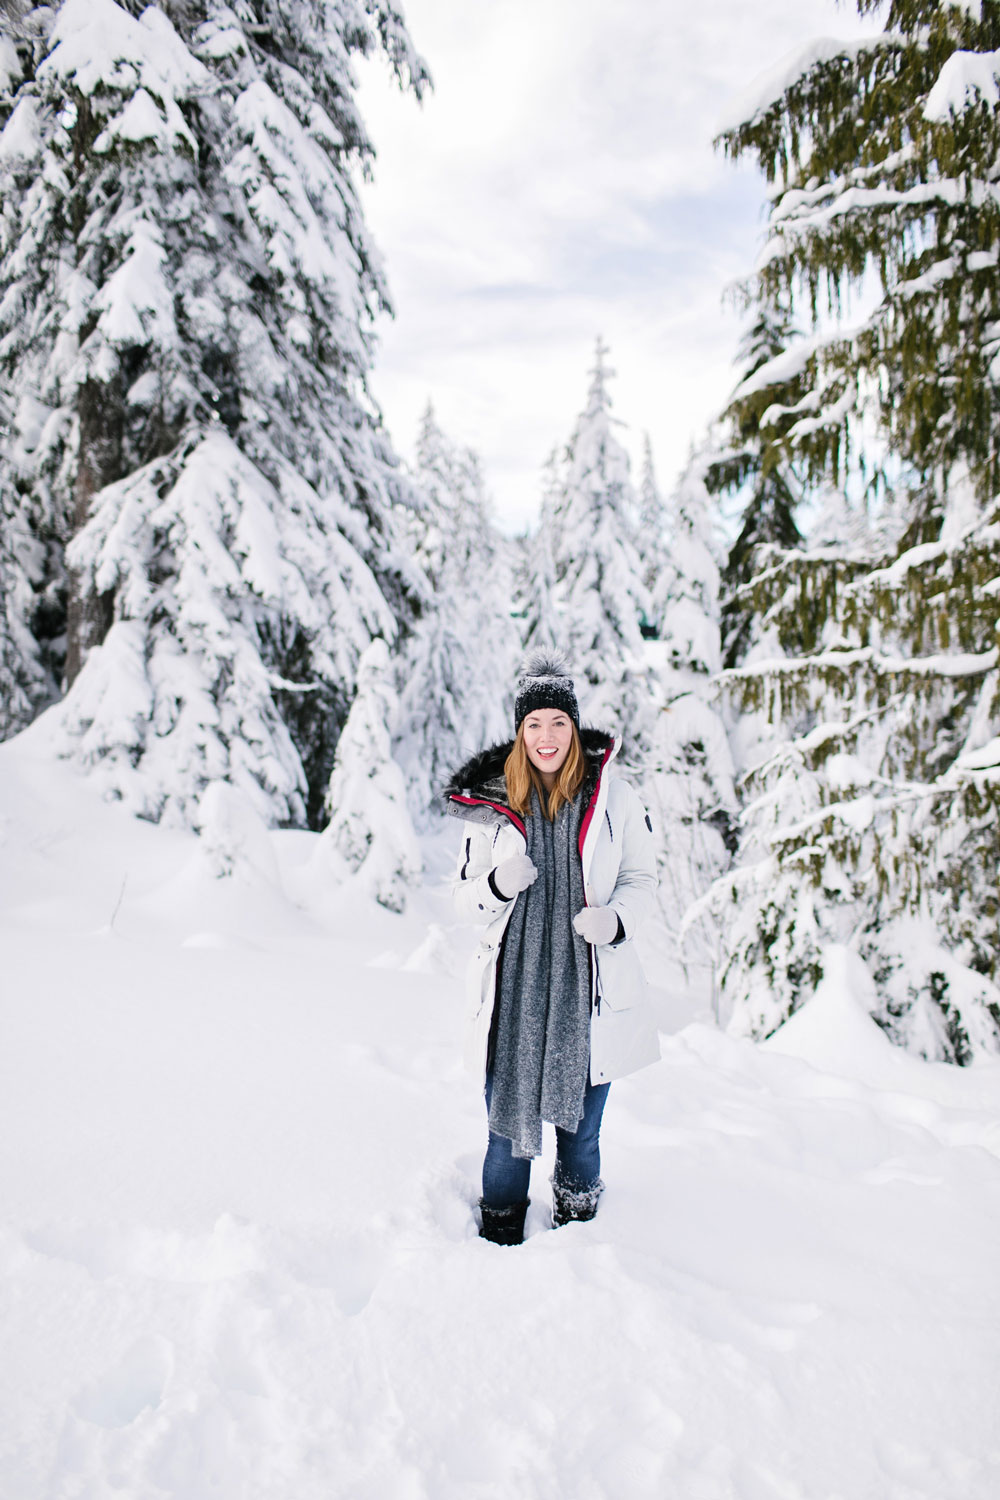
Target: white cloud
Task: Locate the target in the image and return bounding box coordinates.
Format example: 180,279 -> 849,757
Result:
358,0 -> 883,530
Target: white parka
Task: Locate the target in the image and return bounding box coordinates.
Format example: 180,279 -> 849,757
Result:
444,730 -> 660,1087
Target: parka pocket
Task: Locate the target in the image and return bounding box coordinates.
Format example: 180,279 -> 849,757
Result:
594,942 -> 644,1013
467,940 -> 500,1016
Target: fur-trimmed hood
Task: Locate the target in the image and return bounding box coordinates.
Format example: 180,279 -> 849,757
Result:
442,727 -> 616,823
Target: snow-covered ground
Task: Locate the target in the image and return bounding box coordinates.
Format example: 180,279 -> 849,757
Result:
2,733 -> 999,1500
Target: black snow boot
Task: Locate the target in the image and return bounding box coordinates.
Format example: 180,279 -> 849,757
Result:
551,1177 -> 604,1228
478,1198 -> 529,1246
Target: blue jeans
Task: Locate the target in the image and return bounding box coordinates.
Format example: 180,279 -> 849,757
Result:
481,1069 -> 611,1209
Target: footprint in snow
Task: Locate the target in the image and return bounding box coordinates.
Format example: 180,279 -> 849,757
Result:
421,1157 -> 482,1242
24,1215 -> 262,1283
270,1225 -> 390,1316
74,1334 -> 174,1429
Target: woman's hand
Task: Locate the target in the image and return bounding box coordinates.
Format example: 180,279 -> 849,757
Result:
572,906 -> 620,945
493,854 -> 538,900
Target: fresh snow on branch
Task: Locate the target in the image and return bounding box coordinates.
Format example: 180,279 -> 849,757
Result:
715,34 -> 900,136
924,48 -> 1000,122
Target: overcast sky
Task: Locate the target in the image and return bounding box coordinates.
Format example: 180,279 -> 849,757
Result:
356,0 -> 881,531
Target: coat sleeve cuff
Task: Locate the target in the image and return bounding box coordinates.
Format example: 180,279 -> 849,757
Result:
487,869 -> 510,902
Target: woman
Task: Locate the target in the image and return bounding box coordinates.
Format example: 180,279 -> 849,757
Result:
443,656 -> 659,1245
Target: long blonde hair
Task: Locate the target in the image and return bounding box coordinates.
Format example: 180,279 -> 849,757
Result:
504,723 -> 586,820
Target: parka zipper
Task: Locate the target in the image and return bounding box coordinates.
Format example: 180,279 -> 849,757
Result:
577,743 -> 615,1018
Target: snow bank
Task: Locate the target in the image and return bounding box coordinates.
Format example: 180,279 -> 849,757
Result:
1,740 -> 999,1499
764,945 -> 903,1075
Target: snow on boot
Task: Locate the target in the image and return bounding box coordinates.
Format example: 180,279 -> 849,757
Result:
551,1177 -> 604,1228
478,1198 -> 529,1246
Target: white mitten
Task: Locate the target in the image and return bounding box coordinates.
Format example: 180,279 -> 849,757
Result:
493,854 -> 538,900
572,905 -> 620,946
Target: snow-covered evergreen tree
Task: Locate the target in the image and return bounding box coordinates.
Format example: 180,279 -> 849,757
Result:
636,434 -> 669,615
323,637 -> 420,913
720,0 -> 1000,503
0,0 -> 428,828
394,404 -> 520,820
196,777 -> 281,888
543,341 -> 652,750
643,447 -> 737,992
654,445 -> 726,678
518,449 -> 562,657
711,0 -> 1000,1061
708,311 -> 804,671
0,484 -> 45,739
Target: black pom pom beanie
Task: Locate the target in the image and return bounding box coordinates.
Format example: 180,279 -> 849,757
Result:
513,653 -> 580,733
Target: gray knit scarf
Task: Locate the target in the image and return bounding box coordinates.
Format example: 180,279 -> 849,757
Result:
488,788 -> 592,1159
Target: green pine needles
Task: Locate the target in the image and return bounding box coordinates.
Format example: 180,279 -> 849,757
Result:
719,0 -> 1000,496
711,0 -> 1000,1063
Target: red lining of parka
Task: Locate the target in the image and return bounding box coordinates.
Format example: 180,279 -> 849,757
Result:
448,795 -> 527,839
451,738 -> 615,892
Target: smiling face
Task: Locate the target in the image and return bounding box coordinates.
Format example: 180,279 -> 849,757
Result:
521,707 -> 575,788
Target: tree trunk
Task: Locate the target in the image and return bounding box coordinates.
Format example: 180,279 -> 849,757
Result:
64,378 -> 118,687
